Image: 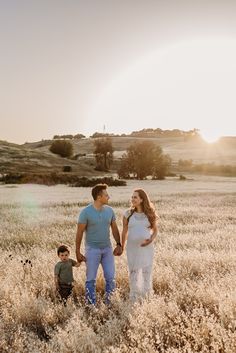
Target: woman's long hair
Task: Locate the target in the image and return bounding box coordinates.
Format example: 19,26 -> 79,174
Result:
131,188 -> 158,229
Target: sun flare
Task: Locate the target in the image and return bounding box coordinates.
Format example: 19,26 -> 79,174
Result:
200,130 -> 221,143
88,38 -> 236,138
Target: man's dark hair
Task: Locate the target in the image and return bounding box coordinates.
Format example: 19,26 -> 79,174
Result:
91,183 -> 108,200
57,245 -> 70,255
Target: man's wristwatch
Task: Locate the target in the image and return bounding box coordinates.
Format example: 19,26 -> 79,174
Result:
116,242 -> 122,247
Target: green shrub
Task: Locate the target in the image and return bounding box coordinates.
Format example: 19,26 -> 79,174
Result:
1,173 -> 126,186
49,140 -> 73,158
2,173 -> 23,184
62,166 -> 72,172
71,177 -> 126,187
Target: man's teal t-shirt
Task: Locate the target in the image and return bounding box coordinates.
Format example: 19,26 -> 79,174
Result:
78,204 -> 116,249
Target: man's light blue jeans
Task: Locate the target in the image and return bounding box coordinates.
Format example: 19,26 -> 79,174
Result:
85,245 -> 115,305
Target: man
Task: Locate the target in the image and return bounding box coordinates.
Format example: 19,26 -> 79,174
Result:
76,183 -> 122,305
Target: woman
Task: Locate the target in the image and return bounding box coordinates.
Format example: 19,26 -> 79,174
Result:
122,188 -> 158,301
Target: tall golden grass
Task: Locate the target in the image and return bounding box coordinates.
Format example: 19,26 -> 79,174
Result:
0,182 -> 236,352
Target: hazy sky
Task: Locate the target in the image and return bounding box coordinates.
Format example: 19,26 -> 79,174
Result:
1,0 -> 236,144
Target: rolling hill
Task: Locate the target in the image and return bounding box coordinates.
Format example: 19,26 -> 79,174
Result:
23,135 -> 236,164
0,140 -> 97,175
0,135 -> 235,175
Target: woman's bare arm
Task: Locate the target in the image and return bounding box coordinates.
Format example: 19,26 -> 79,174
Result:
121,216 -> 128,250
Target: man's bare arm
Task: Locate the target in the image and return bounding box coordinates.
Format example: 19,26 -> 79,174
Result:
111,220 -> 121,244
111,220 -> 122,256
76,224 -> 87,262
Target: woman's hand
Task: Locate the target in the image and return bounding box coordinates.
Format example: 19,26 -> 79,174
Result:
141,230 -> 157,247
140,238 -> 153,247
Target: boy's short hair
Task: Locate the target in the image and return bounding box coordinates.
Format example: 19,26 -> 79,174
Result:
57,245 -> 70,256
91,183 -> 108,200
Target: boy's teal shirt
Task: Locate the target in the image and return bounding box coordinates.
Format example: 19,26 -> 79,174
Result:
54,258 -> 77,284
78,204 -> 116,249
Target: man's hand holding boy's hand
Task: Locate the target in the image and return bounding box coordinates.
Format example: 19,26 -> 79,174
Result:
77,252 -> 86,262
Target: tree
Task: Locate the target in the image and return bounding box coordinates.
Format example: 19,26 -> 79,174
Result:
152,153 -> 172,180
53,134 -> 73,139
49,140 -> 73,158
117,141 -> 152,179
93,138 -> 113,171
117,140 -> 171,180
178,159 -> 193,168
117,154 -> 132,179
73,133 -> 86,139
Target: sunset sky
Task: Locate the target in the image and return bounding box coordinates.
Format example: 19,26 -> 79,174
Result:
1,0 -> 236,144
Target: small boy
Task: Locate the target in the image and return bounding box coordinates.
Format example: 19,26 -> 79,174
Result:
54,245 -> 80,302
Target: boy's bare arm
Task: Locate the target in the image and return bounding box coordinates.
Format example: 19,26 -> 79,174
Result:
54,275 -> 59,290
76,224 -> 87,262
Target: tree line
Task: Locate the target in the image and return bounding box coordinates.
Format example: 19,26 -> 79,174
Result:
90,128 -> 200,139
52,128 -> 200,140
53,133 -> 85,139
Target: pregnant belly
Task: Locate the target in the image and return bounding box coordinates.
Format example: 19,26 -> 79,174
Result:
127,232 -> 150,245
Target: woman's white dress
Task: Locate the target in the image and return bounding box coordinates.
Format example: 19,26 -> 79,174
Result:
124,210 -> 154,301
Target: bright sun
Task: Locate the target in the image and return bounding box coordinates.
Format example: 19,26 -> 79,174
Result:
200,130 -> 221,143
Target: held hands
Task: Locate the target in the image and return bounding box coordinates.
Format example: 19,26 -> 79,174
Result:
77,253 -> 86,262
113,245 -> 123,256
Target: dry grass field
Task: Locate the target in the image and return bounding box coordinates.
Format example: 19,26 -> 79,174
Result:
0,177 -> 236,352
